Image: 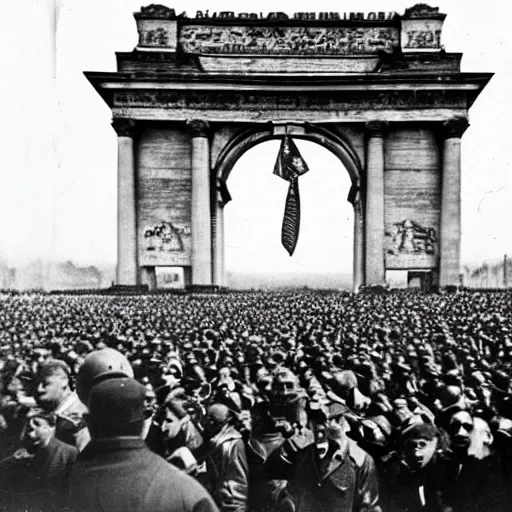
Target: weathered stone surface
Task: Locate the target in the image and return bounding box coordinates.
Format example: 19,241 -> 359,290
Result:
384,128 -> 441,270
117,135 -> 138,285
442,115 -> 470,139
180,25 -> 400,56
353,195 -> 364,291
112,118 -> 137,137
187,119 -> 210,137
113,89 -> 467,111
190,127 -> 212,285
365,122 -> 386,285
137,127 -> 192,267
131,5 -> 447,71
440,126 -> 464,286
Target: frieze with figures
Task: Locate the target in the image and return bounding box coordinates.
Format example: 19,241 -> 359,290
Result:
140,220 -> 192,266
143,221 -> 190,254
134,4 -> 447,56
385,219 -> 439,269
113,89 -> 466,111
179,25 -> 400,55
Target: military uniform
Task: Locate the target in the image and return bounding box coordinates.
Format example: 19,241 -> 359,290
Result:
267,431 -> 381,512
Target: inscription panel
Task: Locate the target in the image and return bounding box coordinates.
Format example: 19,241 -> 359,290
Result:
401,4 -> 445,53
137,128 -> 192,266
384,129 -> 441,269
180,25 -> 400,55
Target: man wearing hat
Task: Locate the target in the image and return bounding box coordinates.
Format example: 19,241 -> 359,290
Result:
266,404 -> 380,512
68,377 -> 218,512
34,359 -> 90,451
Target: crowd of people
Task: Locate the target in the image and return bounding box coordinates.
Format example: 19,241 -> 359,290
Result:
0,289 -> 512,511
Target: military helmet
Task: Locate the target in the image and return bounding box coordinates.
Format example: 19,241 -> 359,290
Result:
76,348 -> 134,405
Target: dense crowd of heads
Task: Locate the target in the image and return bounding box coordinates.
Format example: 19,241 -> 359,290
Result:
1,289 -> 512,511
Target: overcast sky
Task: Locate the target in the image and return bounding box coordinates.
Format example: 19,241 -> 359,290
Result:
0,0 -> 510,275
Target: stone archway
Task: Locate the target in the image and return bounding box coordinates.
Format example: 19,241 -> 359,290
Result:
86,3 -> 492,291
212,123 -> 365,291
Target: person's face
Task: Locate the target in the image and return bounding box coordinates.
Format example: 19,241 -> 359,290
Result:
313,418 -> 343,446
144,389 -> 158,418
272,371 -> 297,398
301,369 -> 313,382
403,437 -> 438,470
203,413 -> 224,440
21,416 -> 55,453
161,408 -> 182,439
6,375 -> 23,396
313,420 -> 328,446
218,367 -> 230,380
449,411 -> 474,450
35,373 -> 68,410
468,417 -> 493,458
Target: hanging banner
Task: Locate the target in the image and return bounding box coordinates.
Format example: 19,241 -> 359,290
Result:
273,136 -> 310,255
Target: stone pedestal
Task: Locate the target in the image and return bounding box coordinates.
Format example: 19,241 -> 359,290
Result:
365,121 -> 387,286
139,267 -> 156,290
183,267 -> 192,287
188,120 -> 212,285
112,119 -> 138,285
440,116 -> 469,287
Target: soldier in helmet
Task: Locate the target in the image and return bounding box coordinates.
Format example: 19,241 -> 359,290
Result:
76,347 -> 134,406
68,377 -> 218,512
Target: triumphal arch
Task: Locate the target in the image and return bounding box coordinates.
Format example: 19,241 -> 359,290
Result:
86,3 -> 491,291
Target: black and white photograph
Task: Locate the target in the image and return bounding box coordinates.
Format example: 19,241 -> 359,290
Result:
0,0 -> 511,510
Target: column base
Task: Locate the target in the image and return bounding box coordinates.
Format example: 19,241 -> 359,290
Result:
186,284 -> 226,293
139,267 -> 157,291
107,284 -> 150,294
183,267 -> 192,287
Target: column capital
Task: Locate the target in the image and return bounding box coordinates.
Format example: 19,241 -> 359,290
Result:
112,118 -> 137,138
365,120 -> 388,137
442,116 -> 469,139
187,119 -> 210,138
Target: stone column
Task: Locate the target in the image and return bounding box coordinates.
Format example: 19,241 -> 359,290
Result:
365,121 -> 387,286
440,116 -> 469,287
352,192 -> 364,292
188,120 -> 212,286
213,196 -> 226,287
112,119 -> 138,285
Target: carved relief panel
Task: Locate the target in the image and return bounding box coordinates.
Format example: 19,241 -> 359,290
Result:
384,127 -> 441,269
137,127 -> 192,266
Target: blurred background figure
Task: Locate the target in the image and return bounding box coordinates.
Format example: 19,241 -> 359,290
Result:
202,403 -> 249,512
0,407 -> 77,512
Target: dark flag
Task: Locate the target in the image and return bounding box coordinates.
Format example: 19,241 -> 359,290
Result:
273,136 -> 310,256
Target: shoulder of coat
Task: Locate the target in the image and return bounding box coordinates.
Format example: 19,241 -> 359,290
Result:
347,438 -> 372,468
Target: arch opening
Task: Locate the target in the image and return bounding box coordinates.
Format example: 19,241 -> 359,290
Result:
221,139 -> 354,290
